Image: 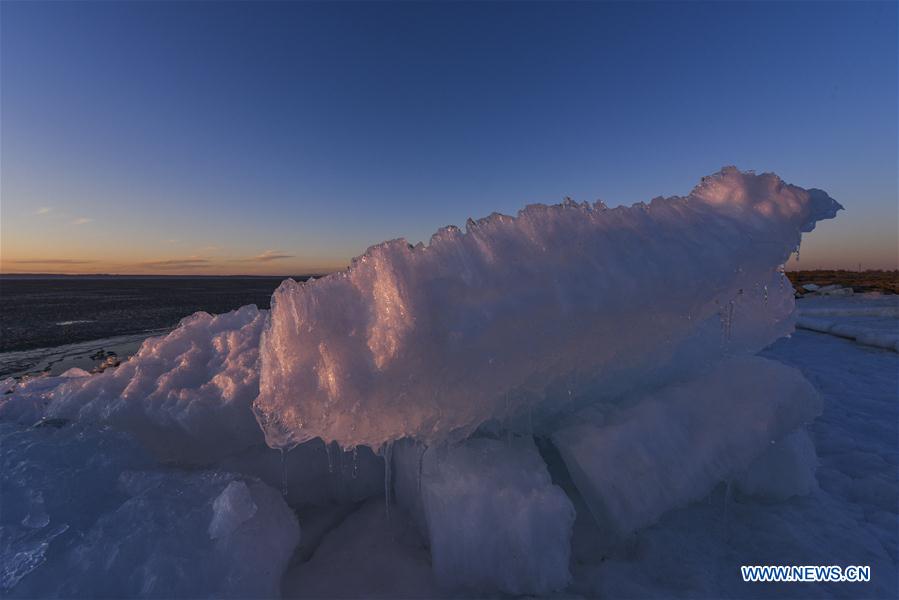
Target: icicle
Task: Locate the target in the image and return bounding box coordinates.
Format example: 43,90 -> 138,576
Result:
326,441 -> 334,474
383,441 -> 394,519
763,284 -> 768,305
337,444 -> 343,474
417,445 -> 427,496
279,449 -> 288,498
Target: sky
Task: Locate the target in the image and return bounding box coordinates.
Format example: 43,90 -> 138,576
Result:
1,0 -> 896,275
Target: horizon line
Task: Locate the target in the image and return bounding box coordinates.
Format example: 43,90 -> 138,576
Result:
0,272 -> 333,279
2,267 -> 897,279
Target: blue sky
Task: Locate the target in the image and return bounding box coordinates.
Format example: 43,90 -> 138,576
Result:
2,1 -> 896,274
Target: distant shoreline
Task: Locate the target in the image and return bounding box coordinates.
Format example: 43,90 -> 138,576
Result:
787,269 -> 898,295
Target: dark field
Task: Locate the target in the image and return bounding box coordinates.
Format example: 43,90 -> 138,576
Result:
0,276 -> 309,353
787,269 -> 898,294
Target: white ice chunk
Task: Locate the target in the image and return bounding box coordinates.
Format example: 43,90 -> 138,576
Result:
808,284 -> 854,296
59,368 -> 91,378
254,167 -> 841,450
397,436 -> 575,595
734,428 -> 818,501
209,481 -> 258,539
551,356 -> 822,539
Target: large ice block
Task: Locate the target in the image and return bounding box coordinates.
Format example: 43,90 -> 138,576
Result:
254,168 -> 841,450
550,356 -> 822,538
395,436 -> 575,595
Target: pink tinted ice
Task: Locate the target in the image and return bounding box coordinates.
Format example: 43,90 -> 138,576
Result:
254,167 -> 842,450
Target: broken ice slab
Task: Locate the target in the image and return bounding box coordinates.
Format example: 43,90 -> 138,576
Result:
551,356 -> 822,540
394,436 -> 575,595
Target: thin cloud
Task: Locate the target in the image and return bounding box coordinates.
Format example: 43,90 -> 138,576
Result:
12,259 -> 99,265
36,207 -> 52,215
139,258 -> 211,269
233,250 -> 295,262
71,217 -> 93,225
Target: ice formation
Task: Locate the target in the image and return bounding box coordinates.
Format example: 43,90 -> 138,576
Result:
550,356 -> 821,538
254,167 -> 841,450
394,437 -> 575,594
0,167 -> 849,598
0,304 -> 386,506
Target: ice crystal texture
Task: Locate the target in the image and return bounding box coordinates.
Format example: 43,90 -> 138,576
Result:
254,167 -> 841,449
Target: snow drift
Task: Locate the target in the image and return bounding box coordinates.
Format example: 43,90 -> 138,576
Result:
254,167 -> 841,450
